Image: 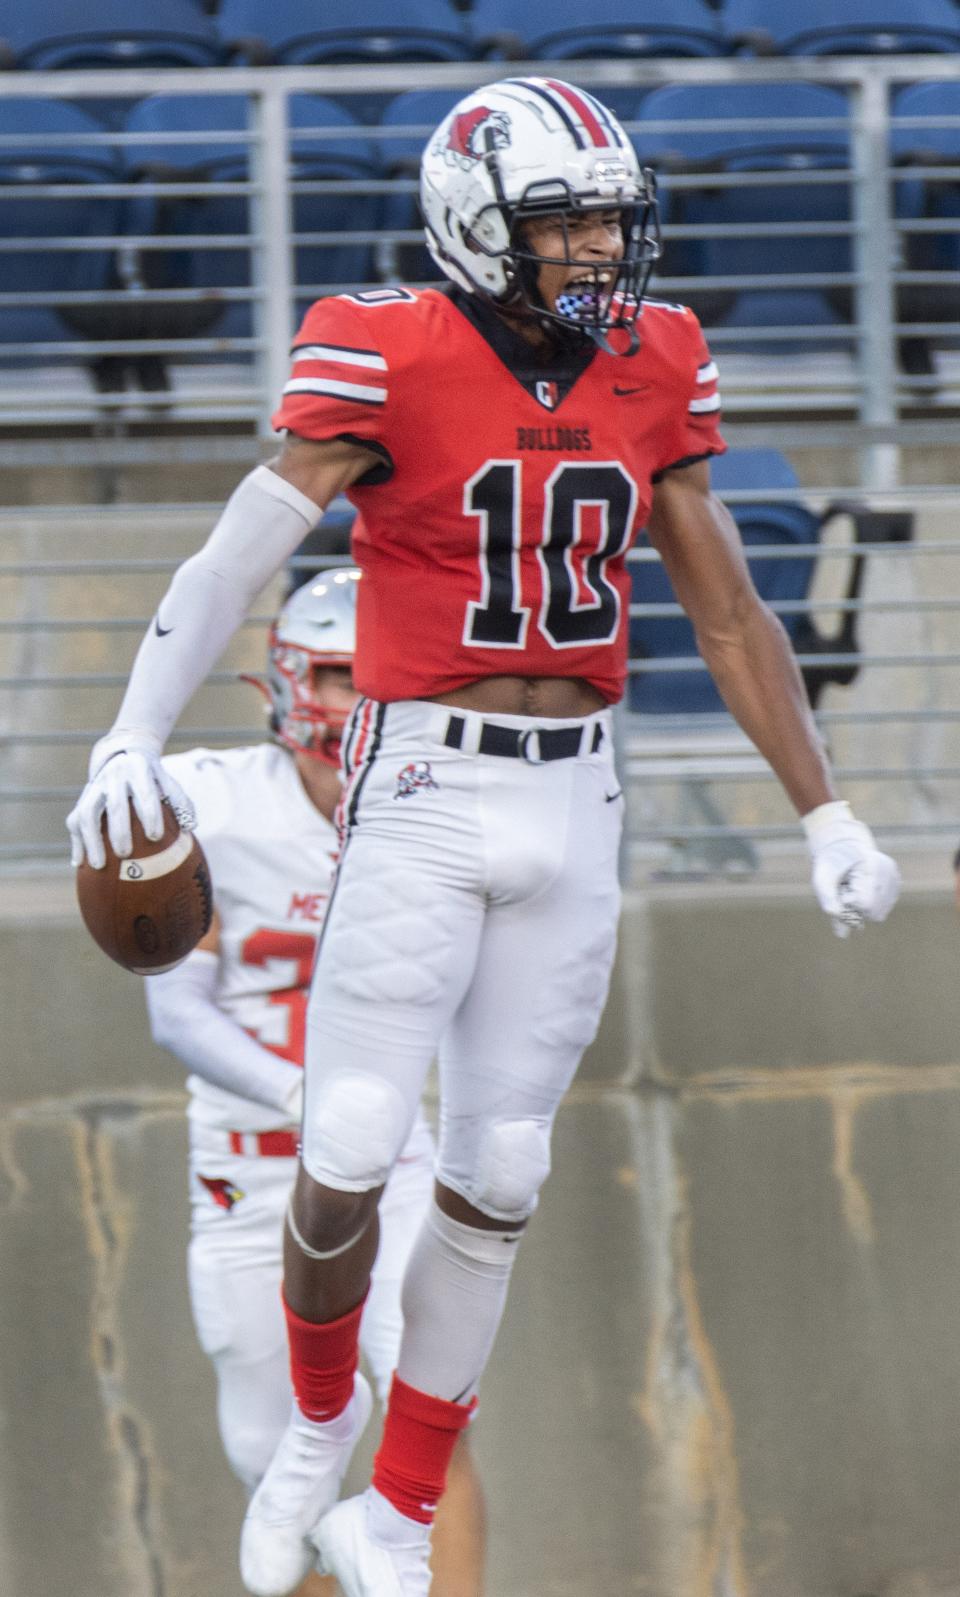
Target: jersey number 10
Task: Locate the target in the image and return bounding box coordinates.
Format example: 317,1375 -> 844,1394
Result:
464,459 -> 638,650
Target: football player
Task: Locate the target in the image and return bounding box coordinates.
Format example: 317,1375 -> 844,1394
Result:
68,77 -> 900,1597
143,572 -> 485,1597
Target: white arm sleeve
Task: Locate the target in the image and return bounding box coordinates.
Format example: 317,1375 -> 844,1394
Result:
145,948 -> 304,1118
108,465 -> 323,751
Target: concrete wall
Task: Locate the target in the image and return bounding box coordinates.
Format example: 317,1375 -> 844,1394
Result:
3,883 -> 960,1596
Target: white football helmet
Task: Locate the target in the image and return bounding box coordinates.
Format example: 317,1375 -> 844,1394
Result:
265,568 -> 360,768
420,76 -> 660,351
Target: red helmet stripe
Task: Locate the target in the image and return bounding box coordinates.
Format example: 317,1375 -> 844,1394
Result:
545,80 -> 610,147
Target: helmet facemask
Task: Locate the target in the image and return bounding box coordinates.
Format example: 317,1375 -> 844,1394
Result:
266,640 -> 354,769
422,80 -> 662,357
254,569 -> 361,769
497,171 -> 662,354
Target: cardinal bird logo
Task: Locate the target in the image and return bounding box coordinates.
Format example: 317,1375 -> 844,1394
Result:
394,761 -> 440,801
199,1175 -> 246,1212
441,106 -> 512,167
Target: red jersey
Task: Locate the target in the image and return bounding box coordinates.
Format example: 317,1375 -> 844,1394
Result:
272,286 -> 725,705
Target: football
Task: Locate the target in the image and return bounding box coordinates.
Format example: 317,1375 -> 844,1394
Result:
76,799 -> 213,974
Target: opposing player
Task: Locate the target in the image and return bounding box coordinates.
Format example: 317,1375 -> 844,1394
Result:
68,77 -> 900,1597
143,573 -> 485,1596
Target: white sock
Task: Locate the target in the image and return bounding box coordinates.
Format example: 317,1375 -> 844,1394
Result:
365,1486 -> 431,1549
396,1202 -> 523,1402
291,1389 -> 357,1441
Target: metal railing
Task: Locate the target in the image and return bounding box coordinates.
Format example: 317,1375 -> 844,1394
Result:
2,56 -> 960,871
0,56 -> 958,480
3,480 -> 960,871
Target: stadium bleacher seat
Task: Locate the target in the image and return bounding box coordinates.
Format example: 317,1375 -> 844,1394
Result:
218,0 -> 473,65
0,98 -> 123,356
469,0 -> 725,60
627,447 -> 904,715
0,0 -> 222,68
630,449 -> 821,714
635,82 -> 854,352
378,90 -> 462,283
90,94 -> 378,379
723,0 -> 960,56
891,81 -> 960,377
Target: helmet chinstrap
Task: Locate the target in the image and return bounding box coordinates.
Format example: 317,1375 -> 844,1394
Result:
464,176 -> 662,352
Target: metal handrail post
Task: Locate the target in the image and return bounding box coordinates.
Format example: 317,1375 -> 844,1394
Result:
249,83 -> 294,441
850,71 -> 901,491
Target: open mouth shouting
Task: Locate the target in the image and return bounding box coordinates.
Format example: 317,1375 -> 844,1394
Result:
555,270 -> 613,323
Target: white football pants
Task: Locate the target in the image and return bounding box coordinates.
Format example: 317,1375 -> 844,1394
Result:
187,1114 -> 435,1491
301,700 -> 623,1223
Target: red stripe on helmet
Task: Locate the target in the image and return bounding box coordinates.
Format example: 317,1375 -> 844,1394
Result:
545,80 -> 610,148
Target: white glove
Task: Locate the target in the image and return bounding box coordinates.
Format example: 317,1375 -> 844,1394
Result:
802,800 -> 901,938
66,729 -> 197,869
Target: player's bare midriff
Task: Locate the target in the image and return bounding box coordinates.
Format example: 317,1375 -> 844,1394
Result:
427,676 -> 605,718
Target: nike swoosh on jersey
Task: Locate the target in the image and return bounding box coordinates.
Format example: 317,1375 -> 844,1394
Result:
155,616 -> 173,637
612,384 -> 649,396
604,788 -> 623,802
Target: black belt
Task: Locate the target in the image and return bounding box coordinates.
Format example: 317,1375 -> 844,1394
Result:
443,714 -> 603,763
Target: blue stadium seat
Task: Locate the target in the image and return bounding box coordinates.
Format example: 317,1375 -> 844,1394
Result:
379,90 -> 463,284
629,448 -> 907,715
115,94 -> 379,357
723,0 -> 960,56
636,83 -> 853,352
0,98 -> 122,352
630,449 -> 821,714
706,289 -> 849,354
0,0 -> 222,68
470,0 -> 725,59
892,79 -> 960,278
218,0 -> 472,64
891,81 -> 960,376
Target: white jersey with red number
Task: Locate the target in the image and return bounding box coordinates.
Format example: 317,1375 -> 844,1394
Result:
164,743 -> 338,1135
272,286 -> 726,706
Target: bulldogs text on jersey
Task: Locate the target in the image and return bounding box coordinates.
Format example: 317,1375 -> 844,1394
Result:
272,288 -> 726,705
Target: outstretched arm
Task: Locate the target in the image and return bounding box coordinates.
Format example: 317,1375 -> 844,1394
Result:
647,459 -> 834,816
68,436 -> 377,866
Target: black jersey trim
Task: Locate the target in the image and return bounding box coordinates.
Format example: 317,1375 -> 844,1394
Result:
651,449 -> 724,484
338,433 -> 394,487
448,287 -> 597,408
290,339 -> 387,365
283,380 -> 386,407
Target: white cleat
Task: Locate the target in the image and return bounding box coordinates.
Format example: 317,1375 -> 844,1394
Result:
240,1374 -> 373,1597
314,1493 -> 432,1597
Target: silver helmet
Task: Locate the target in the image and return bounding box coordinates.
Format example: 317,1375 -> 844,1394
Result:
419,76 -> 660,352
266,568 -> 360,767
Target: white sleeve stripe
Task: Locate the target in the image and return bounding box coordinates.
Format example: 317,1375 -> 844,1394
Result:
282,377 -> 387,405
689,394 -> 722,414
696,360 -> 719,384
292,343 -> 388,371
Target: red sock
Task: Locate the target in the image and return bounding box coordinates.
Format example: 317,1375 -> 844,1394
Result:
372,1375 -> 477,1525
283,1292 -> 366,1423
